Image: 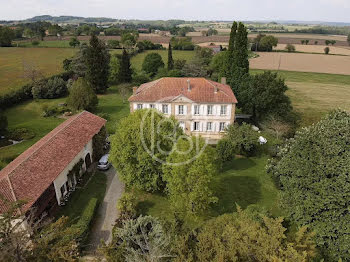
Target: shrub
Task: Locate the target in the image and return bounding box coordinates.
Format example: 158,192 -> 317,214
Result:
324,47 -> 330,54
285,44 -> 296,52
8,128 -> 35,141
107,40 -> 120,49
117,192 -> 138,219
32,77 -> 67,99
142,53 -> 164,76
32,40 -> 40,46
0,115 -> 8,135
219,123 -> 259,158
216,138 -> 235,162
41,104 -> 69,117
67,78 -> 98,112
132,72 -> 151,86
69,198 -> 98,247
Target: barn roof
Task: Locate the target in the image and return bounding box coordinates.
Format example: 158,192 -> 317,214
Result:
0,111 -> 106,214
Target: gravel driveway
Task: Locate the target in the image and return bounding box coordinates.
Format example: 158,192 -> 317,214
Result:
87,167 -> 124,252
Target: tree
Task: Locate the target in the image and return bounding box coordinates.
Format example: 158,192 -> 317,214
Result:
258,35 -> 278,51
118,49 -> 132,83
107,39 -> 120,49
262,115 -> 292,139
109,55 -> 121,83
121,32 -> 138,49
217,123 -> 259,162
325,40 -> 331,46
330,40 -> 336,46
324,47 -> 330,54
285,43 -> 296,52
347,34 -> 350,46
163,136 -> 218,215
84,34 -> 110,93
109,109 -> 182,191
305,39 -> 309,45
0,26 -> 15,47
111,216 -> 171,262
195,207 -> 316,262
142,52 -> 165,76
268,110 -> 350,261
67,78 -> 98,112
167,43 -> 174,70
32,77 -> 67,99
301,40 -> 305,45
239,71 -> 293,121
315,40 -> 318,45
69,37 -> 80,48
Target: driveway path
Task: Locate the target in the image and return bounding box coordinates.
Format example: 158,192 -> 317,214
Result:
87,167 -> 124,253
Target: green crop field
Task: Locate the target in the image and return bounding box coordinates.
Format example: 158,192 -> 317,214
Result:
0,47 -> 77,95
15,40 -> 86,48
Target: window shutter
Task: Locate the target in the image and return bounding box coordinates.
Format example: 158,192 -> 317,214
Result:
213,105 -> 217,115
191,122 -> 194,131
184,105 -> 187,115
175,105 -> 178,115
199,122 -> 203,132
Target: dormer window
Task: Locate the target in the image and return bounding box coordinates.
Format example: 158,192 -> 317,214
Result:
178,105 -> 184,115
194,105 -> 200,115
220,105 -> 227,115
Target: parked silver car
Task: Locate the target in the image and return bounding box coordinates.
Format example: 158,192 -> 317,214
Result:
97,154 -> 111,171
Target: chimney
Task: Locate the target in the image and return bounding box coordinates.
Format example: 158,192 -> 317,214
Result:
221,77 -> 227,85
133,86 -> 137,94
187,79 -> 191,91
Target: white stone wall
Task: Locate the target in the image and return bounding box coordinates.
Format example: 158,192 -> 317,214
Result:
53,140 -> 93,204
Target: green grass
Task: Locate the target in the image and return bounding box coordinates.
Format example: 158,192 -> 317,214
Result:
0,47 -> 77,95
251,69 -> 350,126
14,40 -> 87,48
134,155 -> 281,226
55,171 -> 107,223
130,50 -> 196,71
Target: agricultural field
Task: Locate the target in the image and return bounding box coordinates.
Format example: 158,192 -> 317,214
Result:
0,47 -> 76,95
129,50 -> 196,71
251,69 -> 350,126
275,44 -> 350,55
250,52 -> 350,75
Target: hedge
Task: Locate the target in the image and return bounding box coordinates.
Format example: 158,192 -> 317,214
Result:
0,71 -> 74,110
69,197 -> 98,248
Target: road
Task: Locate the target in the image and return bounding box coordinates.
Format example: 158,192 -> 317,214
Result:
87,167 -> 124,253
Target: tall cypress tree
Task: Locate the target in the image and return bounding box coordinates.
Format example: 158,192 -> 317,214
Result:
226,21 -> 249,99
118,49 -> 132,83
167,43 -> 174,70
85,34 -> 110,94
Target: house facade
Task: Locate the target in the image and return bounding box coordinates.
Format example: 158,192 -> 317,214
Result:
128,77 -> 238,142
0,111 -> 106,220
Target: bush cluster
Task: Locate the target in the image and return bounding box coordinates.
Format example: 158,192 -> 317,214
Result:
32,77 -> 67,99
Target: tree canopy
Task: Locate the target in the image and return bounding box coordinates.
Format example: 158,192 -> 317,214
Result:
67,78 -> 98,112
84,34 -> 110,93
118,49 -> 132,83
163,137 -> 218,215
268,110 -> 350,261
109,109 -> 182,191
142,52 -> 165,76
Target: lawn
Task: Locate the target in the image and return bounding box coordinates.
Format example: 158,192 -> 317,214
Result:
134,155 -> 280,227
0,47 -> 76,95
55,171 -> 107,223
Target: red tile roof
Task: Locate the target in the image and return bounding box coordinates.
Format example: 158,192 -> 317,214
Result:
0,111 -> 106,214
128,77 -> 237,104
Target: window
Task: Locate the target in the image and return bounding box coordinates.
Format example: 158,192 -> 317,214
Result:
149,104 -> 155,109
194,122 -> 200,131
194,105 -> 200,115
179,121 -> 185,131
207,105 -> 213,115
220,105 -> 227,115
219,122 -> 226,132
178,105 -> 184,115
206,122 -> 212,131
137,104 -> 143,110
162,104 -> 168,114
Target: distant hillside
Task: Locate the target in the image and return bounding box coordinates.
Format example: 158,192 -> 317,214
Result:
25,15 -> 118,23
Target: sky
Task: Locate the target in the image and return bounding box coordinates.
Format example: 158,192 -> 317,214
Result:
1,0 -> 350,22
